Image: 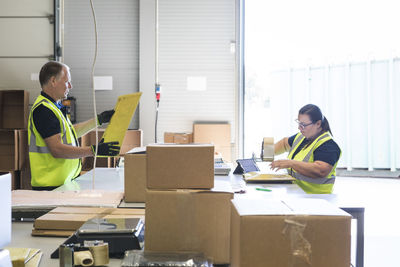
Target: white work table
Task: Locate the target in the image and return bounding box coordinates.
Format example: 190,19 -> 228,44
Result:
11,167 -> 364,267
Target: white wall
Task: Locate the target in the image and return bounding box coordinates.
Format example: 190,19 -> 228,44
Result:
139,0 -> 157,145
140,0 -> 237,152
269,59 -> 400,170
0,0 -> 53,104
63,0 -> 140,127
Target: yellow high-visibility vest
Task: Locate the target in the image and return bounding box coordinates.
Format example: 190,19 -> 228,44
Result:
287,132 -> 340,194
28,94 -> 81,187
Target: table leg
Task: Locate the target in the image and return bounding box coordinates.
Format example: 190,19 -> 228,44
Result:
341,207 -> 364,267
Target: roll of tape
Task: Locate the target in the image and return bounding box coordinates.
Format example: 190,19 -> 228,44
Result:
89,243 -> 109,266
262,137 -> 274,161
73,251 -> 94,266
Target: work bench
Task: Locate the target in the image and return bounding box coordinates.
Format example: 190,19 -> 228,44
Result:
11,167 -> 364,267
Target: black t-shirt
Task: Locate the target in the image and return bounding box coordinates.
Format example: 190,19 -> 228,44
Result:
32,92 -> 68,139
288,133 -> 341,166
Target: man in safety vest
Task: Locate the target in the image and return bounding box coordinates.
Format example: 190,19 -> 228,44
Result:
270,104 -> 341,194
28,61 -> 120,190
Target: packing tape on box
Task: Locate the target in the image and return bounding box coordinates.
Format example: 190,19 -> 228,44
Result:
262,137 -> 274,162
74,250 -> 94,266
282,218 -> 312,265
176,191 -> 196,250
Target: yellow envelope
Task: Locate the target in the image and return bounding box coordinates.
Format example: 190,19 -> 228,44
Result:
101,92 -> 142,156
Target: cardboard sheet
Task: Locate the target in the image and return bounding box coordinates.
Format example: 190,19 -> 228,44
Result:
32,207 -> 145,236
31,229 -> 75,237
12,190 -> 124,208
101,92 -> 142,155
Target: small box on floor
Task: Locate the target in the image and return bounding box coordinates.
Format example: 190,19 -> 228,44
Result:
146,144 -> 214,189
164,132 -> 193,144
230,198 -> 351,267
145,182 -> 233,264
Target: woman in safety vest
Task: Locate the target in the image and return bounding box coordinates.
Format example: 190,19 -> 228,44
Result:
270,104 -> 341,194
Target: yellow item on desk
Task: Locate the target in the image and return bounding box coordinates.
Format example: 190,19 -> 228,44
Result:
5,247 -> 42,267
243,171 -> 295,182
101,92 -> 142,157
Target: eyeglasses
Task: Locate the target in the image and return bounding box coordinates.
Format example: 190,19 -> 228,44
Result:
295,119 -> 314,129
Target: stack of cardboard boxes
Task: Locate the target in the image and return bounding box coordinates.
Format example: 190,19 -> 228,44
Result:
0,90 -> 30,189
124,140 -> 351,266
124,144 -> 234,264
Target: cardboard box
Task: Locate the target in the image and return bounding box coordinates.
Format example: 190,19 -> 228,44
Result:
0,129 -> 27,171
145,184 -> 233,264
230,198 -> 351,267
19,158 -> 31,190
0,90 -> 29,129
193,123 -> 231,161
120,129 -> 143,154
81,129 -> 142,170
147,144 -> 214,189
124,153 -> 146,203
164,132 -> 193,144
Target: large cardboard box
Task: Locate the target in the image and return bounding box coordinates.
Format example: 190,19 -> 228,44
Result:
146,144 -> 214,189
230,198 -> 351,267
0,129 -> 27,171
124,153 -> 146,202
0,90 -> 29,129
81,129 -> 142,170
164,132 -> 193,144
193,123 -> 231,162
145,182 -> 233,264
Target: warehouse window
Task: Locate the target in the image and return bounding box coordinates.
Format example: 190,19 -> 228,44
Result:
243,0 -> 400,171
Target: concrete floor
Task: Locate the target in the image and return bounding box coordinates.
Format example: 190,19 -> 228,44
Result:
334,176 -> 400,267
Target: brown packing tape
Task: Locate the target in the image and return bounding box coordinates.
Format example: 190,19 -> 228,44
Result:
262,137 -> 274,161
88,243 -> 109,266
176,191 -> 196,251
73,251 -> 94,266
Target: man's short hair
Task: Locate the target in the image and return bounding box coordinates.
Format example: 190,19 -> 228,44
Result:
39,61 -> 69,87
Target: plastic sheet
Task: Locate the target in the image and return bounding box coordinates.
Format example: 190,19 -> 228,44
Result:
121,251 -> 213,267
282,218 -> 312,266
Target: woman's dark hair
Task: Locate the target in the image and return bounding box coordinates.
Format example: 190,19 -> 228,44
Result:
299,104 -> 332,136
39,61 -> 68,87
